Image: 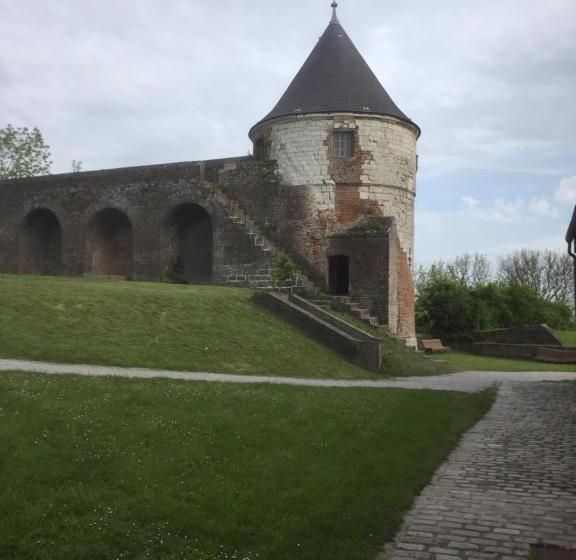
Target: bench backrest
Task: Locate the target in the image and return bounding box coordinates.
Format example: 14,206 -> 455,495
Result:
422,339 -> 445,350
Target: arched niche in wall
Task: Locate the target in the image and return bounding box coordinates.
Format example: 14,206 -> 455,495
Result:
86,208 -> 133,278
19,208 -> 62,276
165,203 -> 213,283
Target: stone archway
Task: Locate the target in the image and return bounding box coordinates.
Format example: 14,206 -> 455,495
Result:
86,209 -> 133,278
165,203 -> 213,283
19,209 -> 62,275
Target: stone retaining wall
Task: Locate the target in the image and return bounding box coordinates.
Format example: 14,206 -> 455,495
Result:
473,342 -> 576,364
477,325 -> 565,347
253,291 -> 382,372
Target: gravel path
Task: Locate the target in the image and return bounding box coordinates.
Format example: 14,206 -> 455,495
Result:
0,358 -> 574,392
379,382 -> 576,559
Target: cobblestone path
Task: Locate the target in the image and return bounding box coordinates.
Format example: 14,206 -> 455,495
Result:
379,382 -> 576,559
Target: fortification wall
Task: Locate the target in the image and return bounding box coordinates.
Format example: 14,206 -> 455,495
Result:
0,145 -> 416,336
0,158 -> 276,282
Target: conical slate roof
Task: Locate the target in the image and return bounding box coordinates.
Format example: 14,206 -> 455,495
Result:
250,6 -> 419,135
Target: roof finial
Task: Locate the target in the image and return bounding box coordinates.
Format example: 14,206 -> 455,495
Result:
330,1 -> 339,24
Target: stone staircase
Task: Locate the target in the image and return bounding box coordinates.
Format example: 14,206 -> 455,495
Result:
304,294 -> 387,330
211,185 -> 385,332
253,291 -> 384,371
212,185 -> 321,294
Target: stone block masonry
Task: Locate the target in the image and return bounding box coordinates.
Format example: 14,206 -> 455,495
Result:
253,291 -> 383,371
249,112 -> 419,338
0,157 -> 276,283
251,113 -> 418,264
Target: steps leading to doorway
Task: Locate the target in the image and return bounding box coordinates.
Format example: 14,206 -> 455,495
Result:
210,184 -> 387,333
253,291 -> 383,371
302,293 -> 387,331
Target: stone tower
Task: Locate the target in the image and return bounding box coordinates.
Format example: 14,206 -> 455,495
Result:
249,3 -> 420,340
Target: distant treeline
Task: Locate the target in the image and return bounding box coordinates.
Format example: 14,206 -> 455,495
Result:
415,250 -> 575,340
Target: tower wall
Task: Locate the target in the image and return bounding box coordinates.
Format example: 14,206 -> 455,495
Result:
251,113 -> 418,264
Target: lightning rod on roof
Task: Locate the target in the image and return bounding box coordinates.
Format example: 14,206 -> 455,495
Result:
331,1 -> 340,24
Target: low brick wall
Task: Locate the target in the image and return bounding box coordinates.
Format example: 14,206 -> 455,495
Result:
473,343 -> 537,361
473,342 -> 576,364
477,325 -> 565,346
290,294 -> 383,370
253,291 -> 382,372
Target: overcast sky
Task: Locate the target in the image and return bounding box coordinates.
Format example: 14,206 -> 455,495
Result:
1,0 -> 575,264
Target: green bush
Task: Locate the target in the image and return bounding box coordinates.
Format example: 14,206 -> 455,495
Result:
417,279 -> 574,340
272,252 -> 296,285
538,300 -> 573,330
416,279 -> 478,340
470,284 -> 513,331
498,284 -> 573,330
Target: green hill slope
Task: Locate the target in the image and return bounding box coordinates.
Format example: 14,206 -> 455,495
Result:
0,275 -> 452,378
0,275 -> 376,379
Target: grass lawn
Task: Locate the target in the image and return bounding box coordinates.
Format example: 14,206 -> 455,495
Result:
0,372 -> 494,560
324,307 -> 454,378
436,350 -> 576,373
556,330 -> 576,346
0,275 -> 374,379
0,274 -> 451,379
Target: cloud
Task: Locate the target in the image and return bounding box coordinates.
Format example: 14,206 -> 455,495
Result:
368,0 -> 576,179
0,0 -> 574,176
477,199 -> 524,224
486,236 -> 567,257
463,197 -> 560,224
416,190 -> 567,263
555,176 -> 576,205
461,195 -> 479,209
1,0 -> 575,267
529,198 -> 559,218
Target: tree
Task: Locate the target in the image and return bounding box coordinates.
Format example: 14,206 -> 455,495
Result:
414,253 -> 491,295
502,284 -> 573,329
497,249 -> 574,306
416,278 -> 478,340
470,283 -> 513,331
447,253 -> 492,288
272,252 -> 296,285
0,125 -> 52,180
417,278 -> 573,340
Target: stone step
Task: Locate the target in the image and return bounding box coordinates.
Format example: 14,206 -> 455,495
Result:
300,292 -> 389,332
216,186 -> 325,299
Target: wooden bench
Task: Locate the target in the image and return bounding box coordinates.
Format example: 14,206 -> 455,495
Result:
421,339 -> 450,353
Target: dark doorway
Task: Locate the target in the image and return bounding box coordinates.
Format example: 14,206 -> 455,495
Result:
19,209 -> 62,275
166,204 -> 213,283
87,209 -> 133,278
329,255 -> 350,295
